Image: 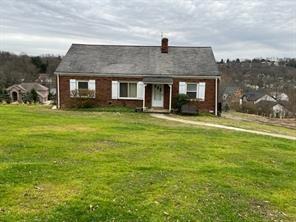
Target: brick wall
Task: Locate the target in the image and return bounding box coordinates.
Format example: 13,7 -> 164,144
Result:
58,75 -> 217,112
172,78 -> 216,112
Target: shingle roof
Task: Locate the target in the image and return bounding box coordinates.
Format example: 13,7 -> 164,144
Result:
20,83 -> 48,91
55,44 -> 219,76
243,91 -> 266,101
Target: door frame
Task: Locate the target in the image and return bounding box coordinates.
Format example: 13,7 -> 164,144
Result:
152,84 -> 164,108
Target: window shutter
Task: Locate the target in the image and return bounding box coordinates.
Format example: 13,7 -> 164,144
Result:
70,79 -> 76,97
112,81 -> 119,99
179,82 -> 187,94
88,80 -> 96,98
197,82 -> 206,101
88,80 -> 96,90
137,81 -> 144,100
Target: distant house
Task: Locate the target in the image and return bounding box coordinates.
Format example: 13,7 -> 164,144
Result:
256,101 -> 288,118
222,86 -> 243,110
270,92 -> 289,102
54,37 -> 220,114
35,73 -> 56,95
6,83 -> 49,103
241,91 -> 276,104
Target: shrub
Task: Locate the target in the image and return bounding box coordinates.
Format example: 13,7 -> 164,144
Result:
70,98 -> 96,109
22,92 -> 33,104
0,89 -> 10,103
173,94 -> 189,112
31,89 -> 38,103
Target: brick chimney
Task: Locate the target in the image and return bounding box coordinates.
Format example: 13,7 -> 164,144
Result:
161,37 -> 168,53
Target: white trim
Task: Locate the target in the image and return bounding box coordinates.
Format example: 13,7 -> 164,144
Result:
215,78 -> 218,116
143,84 -> 146,110
57,74 -> 60,108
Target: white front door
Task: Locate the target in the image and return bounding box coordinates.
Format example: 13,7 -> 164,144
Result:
152,84 -> 164,107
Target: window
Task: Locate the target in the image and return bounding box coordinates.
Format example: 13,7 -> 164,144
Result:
119,82 -> 137,98
70,79 -> 96,98
186,83 -> 197,99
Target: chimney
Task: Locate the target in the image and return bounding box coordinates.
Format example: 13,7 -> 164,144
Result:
161,37 -> 168,53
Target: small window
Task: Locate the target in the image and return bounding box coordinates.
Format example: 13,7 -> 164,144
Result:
78,81 -> 88,90
187,83 -> 197,99
119,82 -> 137,98
77,81 -> 89,97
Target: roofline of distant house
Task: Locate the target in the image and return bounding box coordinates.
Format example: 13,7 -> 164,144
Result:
54,72 -> 221,79
71,43 -> 213,49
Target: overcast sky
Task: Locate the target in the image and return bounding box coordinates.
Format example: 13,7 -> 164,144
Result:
0,0 -> 295,60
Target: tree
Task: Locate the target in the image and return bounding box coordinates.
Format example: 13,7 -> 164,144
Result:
31,89 -> 38,103
0,89 -> 10,103
22,92 -> 33,104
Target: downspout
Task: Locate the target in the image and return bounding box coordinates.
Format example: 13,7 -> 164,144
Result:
57,74 -> 60,109
215,78 -> 218,116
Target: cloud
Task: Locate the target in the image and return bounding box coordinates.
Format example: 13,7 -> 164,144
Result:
0,0 -> 295,59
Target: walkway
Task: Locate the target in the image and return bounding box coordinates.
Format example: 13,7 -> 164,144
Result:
150,114 -> 296,141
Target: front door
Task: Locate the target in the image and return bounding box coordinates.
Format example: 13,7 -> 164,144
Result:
152,84 -> 164,107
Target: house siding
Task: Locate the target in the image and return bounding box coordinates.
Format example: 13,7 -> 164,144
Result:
58,75 -> 217,112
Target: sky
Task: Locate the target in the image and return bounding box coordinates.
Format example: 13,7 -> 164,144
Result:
0,0 -> 295,60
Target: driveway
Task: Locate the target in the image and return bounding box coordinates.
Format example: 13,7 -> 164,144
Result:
151,114 -> 296,141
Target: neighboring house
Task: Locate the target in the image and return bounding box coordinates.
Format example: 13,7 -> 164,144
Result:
222,86 -> 243,105
242,91 -> 276,104
35,73 -> 56,95
270,92 -> 289,102
6,83 -> 49,103
55,37 -> 220,114
256,101 -> 288,118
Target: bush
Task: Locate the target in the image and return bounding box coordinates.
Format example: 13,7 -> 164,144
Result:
0,89 -> 10,103
173,94 -> 189,112
48,92 -> 55,101
70,98 -> 96,109
22,92 -> 33,104
31,89 -> 38,103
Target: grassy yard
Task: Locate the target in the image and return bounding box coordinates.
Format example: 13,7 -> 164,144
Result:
179,112 -> 296,137
0,105 -> 295,221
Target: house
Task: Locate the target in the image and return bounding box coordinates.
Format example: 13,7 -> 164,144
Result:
221,86 -> 243,111
270,92 -> 289,102
241,91 -> 276,104
256,101 -> 288,118
6,83 -> 49,103
35,73 -> 56,95
55,37 -> 220,114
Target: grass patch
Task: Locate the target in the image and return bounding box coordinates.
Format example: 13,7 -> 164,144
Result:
0,105 -> 295,221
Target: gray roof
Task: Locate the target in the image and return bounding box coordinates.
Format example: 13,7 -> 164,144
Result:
143,77 -> 173,84
7,83 -> 48,98
20,83 -> 48,92
55,44 -> 219,76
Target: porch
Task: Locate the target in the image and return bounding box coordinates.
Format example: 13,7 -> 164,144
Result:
142,77 -> 173,112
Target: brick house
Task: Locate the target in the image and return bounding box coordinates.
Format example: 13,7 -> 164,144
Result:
55,38 -> 220,114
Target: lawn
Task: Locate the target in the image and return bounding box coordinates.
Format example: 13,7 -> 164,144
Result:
178,112 -> 296,137
0,105 -> 295,221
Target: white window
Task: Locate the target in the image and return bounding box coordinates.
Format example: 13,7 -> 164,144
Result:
119,82 -> 137,98
186,83 -> 197,99
180,82 -> 206,101
69,79 -> 96,98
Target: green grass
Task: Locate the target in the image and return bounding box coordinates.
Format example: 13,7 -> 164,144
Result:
0,105 -> 295,221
